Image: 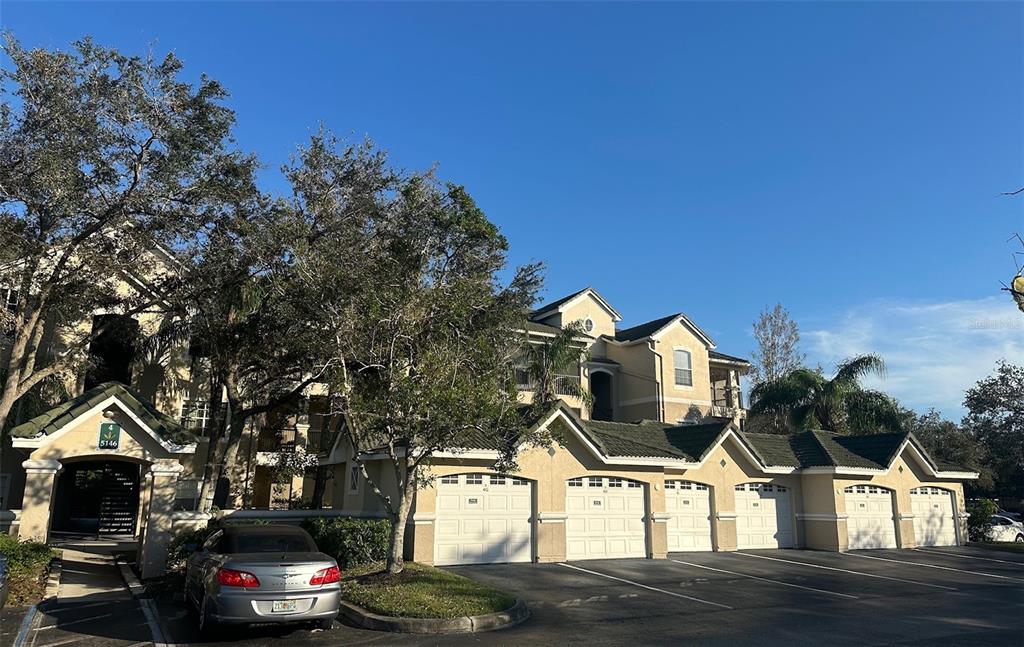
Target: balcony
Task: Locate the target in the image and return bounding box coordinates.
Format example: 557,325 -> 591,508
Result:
710,385 -> 745,418
514,370 -> 582,397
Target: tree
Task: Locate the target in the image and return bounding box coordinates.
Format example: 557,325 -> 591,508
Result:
1004,233 -> 1024,315
0,36 -> 242,432
749,354 -> 902,434
899,408 -> 992,494
520,321 -> 590,414
750,303 -> 805,385
963,361 -> 1024,499
290,134 -> 543,574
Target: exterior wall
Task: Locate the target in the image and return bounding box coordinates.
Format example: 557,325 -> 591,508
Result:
832,451 -> 968,551
650,325 -> 713,424
604,342 -> 659,421
665,439 -> 804,552
798,473 -> 843,550
556,296 -> 617,339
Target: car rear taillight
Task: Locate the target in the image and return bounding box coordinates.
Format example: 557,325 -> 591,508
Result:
217,568 -> 260,588
310,566 -> 341,585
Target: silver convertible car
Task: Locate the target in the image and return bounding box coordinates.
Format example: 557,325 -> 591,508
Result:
185,525 -> 341,635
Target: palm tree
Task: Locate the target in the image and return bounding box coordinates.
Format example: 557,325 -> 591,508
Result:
520,322 -> 591,413
749,354 -> 902,434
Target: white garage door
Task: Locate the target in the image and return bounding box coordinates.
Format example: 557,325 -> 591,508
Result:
735,483 -> 794,549
566,476 -> 646,560
665,480 -> 713,552
434,473 -> 533,566
911,487 -> 958,547
844,485 -> 897,549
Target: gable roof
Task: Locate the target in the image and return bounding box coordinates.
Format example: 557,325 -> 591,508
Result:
709,350 -> 751,365
10,381 -> 197,446
613,312 -> 716,347
530,287 -> 622,323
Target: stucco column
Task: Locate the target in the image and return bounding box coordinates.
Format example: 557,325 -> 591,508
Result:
711,484 -> 738,551
19,459 -> 62,542
138,461 -> 184,579
536,513 -> 567,562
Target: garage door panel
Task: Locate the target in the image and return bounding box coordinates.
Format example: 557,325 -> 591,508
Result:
735,483 -> 793,549
911,487 -> 957,547
666,481 -> 713,552
844,485 -> 897,550
434,474 -> 534,566
565,477 -> 647,560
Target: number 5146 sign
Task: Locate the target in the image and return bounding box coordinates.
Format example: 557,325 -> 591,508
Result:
98,422 -> 121,449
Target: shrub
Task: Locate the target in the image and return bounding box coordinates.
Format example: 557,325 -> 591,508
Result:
967,498 -> 998,542
0,534 -> 56,606
301,517 -> 390,568
167,526 -> 218,572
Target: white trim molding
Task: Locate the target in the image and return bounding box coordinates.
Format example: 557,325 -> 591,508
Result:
897,513 -> 916,521
797,512 -> 849,522
537,512 -> 568,523
715,512 -> 738,521
649,512 -> 672,523
21,459 -> 62,474
412,513 -> 436,526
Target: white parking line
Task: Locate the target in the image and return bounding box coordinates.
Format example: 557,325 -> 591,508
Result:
736,552 -> 957,591
669,559 -> 858,599
34,613 -> 114,631
913,548 -> 1024,566
140,597 -> 174,647
845,552 -> 1024,582
558,563 -> 733,610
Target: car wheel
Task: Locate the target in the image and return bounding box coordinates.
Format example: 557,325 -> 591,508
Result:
1015,534 -> 1023,543
198,594 -> 221,638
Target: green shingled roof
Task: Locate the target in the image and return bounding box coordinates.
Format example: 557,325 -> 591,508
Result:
742,433 -> 803,467
581,419 -> 733,461
10,381 -> 196,446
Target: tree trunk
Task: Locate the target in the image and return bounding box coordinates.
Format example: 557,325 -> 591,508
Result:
385,461 -> 417,575
310,467 -> 327,509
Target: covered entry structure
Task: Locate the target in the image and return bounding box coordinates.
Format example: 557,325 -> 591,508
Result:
7,382 -> 199,577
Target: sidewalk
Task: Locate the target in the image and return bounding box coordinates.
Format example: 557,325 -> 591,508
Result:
15,544 -> 155,647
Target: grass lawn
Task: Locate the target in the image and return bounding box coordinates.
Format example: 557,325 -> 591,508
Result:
340,562 -> 516,619
968,541 -> 1024,554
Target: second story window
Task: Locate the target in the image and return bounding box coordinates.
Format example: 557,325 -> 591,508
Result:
673,349 -> 693,387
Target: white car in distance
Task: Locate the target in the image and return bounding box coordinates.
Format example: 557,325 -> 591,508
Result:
988,515 -> 1024,543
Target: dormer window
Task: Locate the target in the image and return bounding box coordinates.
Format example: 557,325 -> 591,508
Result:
673,349 -> 693,387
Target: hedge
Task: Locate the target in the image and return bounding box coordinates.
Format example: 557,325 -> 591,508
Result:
301,517 -> 390,568
0,534 -> 55,606
166,516 -> 390,572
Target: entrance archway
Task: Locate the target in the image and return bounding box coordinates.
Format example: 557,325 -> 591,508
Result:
52,460 -> 141,536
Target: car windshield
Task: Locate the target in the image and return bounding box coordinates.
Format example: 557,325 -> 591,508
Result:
229,533 -> 316,554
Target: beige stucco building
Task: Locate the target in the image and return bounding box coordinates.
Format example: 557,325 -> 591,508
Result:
0,285 -> 977,576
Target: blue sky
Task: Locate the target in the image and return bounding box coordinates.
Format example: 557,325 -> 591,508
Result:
4,2 -> 1022,418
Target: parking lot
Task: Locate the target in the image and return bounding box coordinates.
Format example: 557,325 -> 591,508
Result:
141,546 -> 1024,646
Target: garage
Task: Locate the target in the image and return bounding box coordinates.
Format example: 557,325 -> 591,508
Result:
566,476 -> 647,560
910,486 -> 958,547
434,473 -> 533,566
665,480 -> 712,552
844,485 -> 897,549
734,483 -> 794,549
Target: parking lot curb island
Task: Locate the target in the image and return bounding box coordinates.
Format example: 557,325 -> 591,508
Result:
337,598 -> 530,634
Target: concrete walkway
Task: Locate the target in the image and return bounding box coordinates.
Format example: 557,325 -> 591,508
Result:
17,544 -> 155,647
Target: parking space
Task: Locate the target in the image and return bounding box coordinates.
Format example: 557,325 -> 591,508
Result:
143,548 -> 1023,646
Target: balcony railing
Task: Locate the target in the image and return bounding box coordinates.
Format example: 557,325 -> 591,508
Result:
514,370 -> 582,397
711,385 -> 744,410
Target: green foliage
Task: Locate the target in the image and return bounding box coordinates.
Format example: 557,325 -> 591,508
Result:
166,526 -> 218,572
521,321 -> 591,416
900,408 -> 993,494
966,498 -> 998,542
0,534 -> 55,606
339,562 -> 515,619
963,361 -> 1024,499
301,516 -> 390,568
749,354 -> 902,434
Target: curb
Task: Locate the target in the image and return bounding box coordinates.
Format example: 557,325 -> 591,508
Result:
114,558 -> 146,598
42,550 -> 63,603
337,598 -> 529,634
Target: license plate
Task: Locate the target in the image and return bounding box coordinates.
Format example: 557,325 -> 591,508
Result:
272,600 -> 297,613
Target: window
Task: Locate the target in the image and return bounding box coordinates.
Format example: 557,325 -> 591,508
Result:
490,475 -> 506,486
180,399 -> 223,432
1,288 -> 17,313
608,478 -> 623,488
174,478 -> 203,512
440,474 -> 459,485
348,465 -> 361,493
673,349 -> 693,387
568,478 -> 583,487
465,474 -> 483,485
588,476 -> 603,488
512,477 -> 529,486
627,481 -> 642,489
584,318 -> 594,333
